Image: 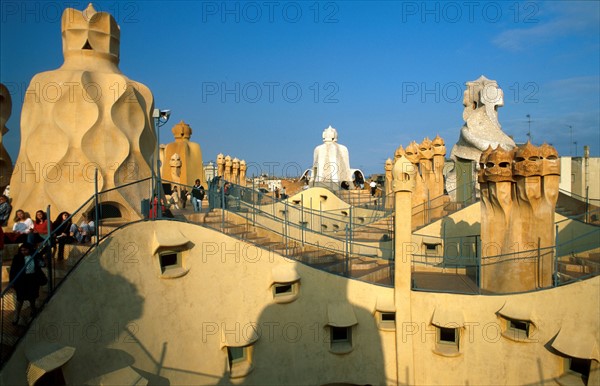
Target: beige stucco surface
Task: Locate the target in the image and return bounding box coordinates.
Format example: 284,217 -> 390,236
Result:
1,220 -> 395,385
161,121 -> 207,189
2,217 -> 598,385
7,5 -> 155,223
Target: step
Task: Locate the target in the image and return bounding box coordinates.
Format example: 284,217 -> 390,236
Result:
558,262 -> 592,274
245,236 -> 272,245
296,251 -> 340,265
353,265 -> 392,283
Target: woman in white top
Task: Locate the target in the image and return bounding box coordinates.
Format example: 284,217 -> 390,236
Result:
12,210 -> 33,234
4,210 -> 33,244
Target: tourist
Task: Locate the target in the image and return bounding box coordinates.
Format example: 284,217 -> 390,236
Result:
9,242 -> 43,325
69,212 -> 95,244
180,186 -> 188,209
370,180 -> 377,196
0,194 -> 11,226
191,179 -> 203,212
169,186 -> 181,209
4,210 -> 33,244
53,212 -> 73,260
198,186 -> 205,210
354,171 -> 365,190
27,210 -> 50,245
281,187 -> 287,199
223,183 -> 231,209
275,187 -> 280,199
150,195 -> 159,218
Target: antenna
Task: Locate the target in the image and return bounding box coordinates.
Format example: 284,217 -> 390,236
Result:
567,125 -> 573,156
525,114 -> 533,143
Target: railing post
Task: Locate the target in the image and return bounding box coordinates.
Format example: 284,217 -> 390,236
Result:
345,224 -> 349,277
252,177 -> 256,223
95,169 -> 100,247
221,182 -> 225,229
46,205 -> 53,293
477,235 -> 482,292
301,194 -> 304,246
284,199 -> 288,255
349,206 -> 353,256
310,197 -> 313,231
585,186 -> 590,223
319,201 -> 322,231
554,224 -> 559,287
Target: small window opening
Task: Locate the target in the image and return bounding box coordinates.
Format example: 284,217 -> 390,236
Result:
160,252 -> 179,272
439,327 -> 457,344
378,312 -> 396,330
329,325 -> 353,353
271,281 -> 299,303
226,345 -> 254,378
434,326 -> 460,356
227,346 -> 246,367
425,243 -> 437,251
381,312 -> 395,322
274,284 -> 293,295
503,317 -> 532,341
331,327 -> 350,343
82,40 -> 92,50
509,320 -> 529,336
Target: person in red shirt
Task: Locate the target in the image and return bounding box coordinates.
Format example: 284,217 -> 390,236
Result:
27,210 -> 49,245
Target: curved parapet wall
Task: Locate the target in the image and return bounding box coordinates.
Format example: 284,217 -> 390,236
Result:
1,220 -> 597,385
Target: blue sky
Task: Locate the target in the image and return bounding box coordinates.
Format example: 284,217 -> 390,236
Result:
1,1 -> 599,176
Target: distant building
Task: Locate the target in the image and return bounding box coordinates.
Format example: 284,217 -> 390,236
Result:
560,151 -> 600,200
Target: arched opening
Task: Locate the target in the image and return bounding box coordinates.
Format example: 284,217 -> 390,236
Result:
97,202 -> 123,220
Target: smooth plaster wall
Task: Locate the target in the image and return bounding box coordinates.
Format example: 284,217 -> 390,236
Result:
1,220 -> 395,385
2,220 -> 598,385
409,278 -> 600,385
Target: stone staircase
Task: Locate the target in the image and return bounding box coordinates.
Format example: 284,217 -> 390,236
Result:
328,215 -> 393,243
189,210 -> 393,285
555,191 -> 600,225
335,189 -> 383,207
557,251 -> 600,282
412,197 -> 468,231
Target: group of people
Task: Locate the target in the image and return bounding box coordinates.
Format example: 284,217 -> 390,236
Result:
1,206 -> 94,325
3,208 -> 95,259
157,179 -> 206,215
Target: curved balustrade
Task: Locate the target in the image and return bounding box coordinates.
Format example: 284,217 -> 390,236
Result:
2,177 -> 598,368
